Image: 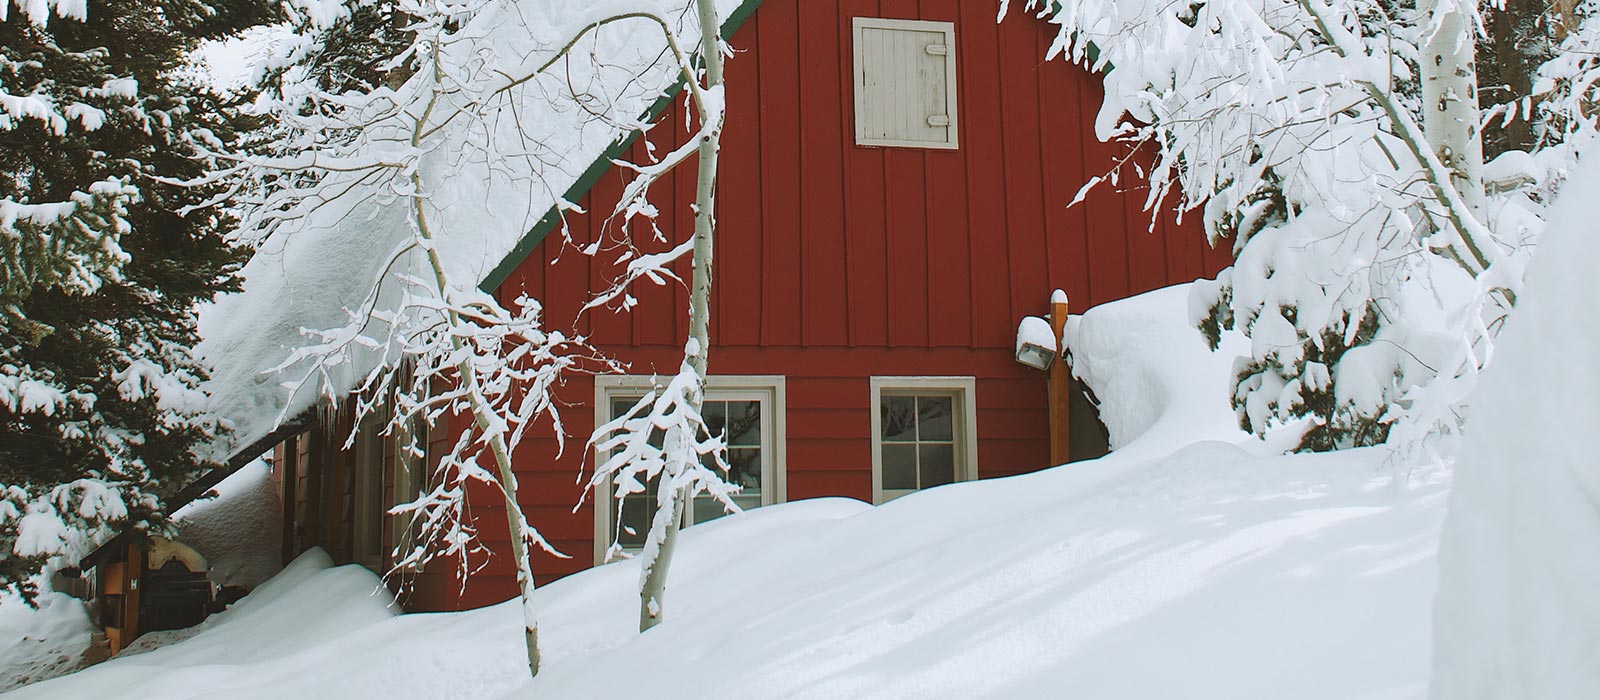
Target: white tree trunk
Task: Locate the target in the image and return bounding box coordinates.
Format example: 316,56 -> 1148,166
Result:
1421,0 -> 1486,220
410,175 -> 544,677
638,0 -> 724,633
1297,0 -> 1497,275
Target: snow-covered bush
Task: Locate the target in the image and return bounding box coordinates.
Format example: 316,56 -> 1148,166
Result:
1012,0 -> 1568,456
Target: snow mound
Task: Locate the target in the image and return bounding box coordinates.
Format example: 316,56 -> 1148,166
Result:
1429,156 -> 1600,698
0,591 -> 95,692
3,549 -> 395,699
12,281 -> 1451,699
1065,284 -> 1259,459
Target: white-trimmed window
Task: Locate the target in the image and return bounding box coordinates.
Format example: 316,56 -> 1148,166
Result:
852,17 -> 960,150
870,377 -> 978,503
593,376 -> 787,564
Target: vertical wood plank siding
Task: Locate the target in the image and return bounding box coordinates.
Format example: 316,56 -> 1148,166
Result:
397,1 -> 1229,611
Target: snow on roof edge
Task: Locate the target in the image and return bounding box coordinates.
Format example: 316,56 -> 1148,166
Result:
197,0 -> 760,464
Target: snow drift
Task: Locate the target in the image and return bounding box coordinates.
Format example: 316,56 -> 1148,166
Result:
1428,155 -> 1600,698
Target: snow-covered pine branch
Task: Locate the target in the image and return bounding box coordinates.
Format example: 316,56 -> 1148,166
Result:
2,0 -> 263,600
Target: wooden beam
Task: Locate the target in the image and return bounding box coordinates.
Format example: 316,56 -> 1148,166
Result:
1048,290 -> 1072,465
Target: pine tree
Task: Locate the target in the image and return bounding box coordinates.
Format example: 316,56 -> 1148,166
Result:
0,0 -> 274,600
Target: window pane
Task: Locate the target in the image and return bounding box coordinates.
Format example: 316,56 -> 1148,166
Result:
692,492 -> 761,525
917,396 -> 954,441
617,494 -> 652,549
693,495 -> 727,524
882,443 -> 917,490
881,395 -> 917,441
610,397 -> 664,447
919,444 -> 955,488
726,448 -> 762,490
726,401 -> 762,446
702,401 -> 726,440
610,398 -> 636,419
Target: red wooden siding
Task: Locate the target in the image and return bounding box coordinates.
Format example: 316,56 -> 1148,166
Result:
388,1 -> 1230,611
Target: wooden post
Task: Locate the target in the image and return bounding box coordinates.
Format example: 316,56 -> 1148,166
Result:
303,430 -> 324,552
1048,290 -> 1071,465
279,441 -> 298,565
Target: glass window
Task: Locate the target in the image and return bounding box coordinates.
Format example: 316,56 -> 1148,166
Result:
872,379 -> 974,504
878,394 -> 958,495
604,390 -> 776,555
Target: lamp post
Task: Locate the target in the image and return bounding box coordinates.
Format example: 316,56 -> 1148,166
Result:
1048,290 -> 1070,465
1015,289 -> 1072,465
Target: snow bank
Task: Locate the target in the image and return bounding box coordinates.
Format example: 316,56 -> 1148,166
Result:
170,459 -> 282,590
1065,284 -> 1261,460
10,449 -> 1448,699
4,549 -> 396,699
1428,158 -> 1600,698
0,591 -> 95,692
11,282 -> 1452,699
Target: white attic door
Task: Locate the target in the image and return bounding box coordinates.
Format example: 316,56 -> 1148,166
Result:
853,17 -> 959,150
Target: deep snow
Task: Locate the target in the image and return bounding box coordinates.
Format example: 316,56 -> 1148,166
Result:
4,285 -> 1451,700
1428,154 -> 1600,698
5,449 -> 1447,700
0,591 -> 95,693
168,460 -> 284,591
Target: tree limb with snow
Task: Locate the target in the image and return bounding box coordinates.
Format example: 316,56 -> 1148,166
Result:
221,0 -> 740,676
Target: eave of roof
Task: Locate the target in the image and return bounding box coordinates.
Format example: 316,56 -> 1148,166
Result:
78,410 -> 317,570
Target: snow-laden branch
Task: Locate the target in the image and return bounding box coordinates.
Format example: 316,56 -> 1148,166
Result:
1018,0 -> 1537,455
225,0 -> 737,679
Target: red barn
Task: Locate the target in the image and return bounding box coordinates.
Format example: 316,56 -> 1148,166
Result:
249,1 -> 1229,614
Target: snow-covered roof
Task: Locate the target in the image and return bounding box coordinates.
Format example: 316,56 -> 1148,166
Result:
196,0 -> 760,460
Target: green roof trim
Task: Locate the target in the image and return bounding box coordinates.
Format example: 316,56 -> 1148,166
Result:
479,0 -> 766,293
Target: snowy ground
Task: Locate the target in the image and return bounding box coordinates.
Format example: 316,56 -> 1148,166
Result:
0,591 -> 96,693
3,285 -> 1452,699
4,446 -> 1447,700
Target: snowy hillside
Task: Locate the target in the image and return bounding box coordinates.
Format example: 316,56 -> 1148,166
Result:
4,286 -> 1450,700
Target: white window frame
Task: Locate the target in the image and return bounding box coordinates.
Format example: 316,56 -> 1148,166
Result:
592,375 -> 787,565
869,376 -> 979,504
852,17 -> 960,150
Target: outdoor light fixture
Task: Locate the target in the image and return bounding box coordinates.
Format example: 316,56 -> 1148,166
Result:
1014,315 -> 1058,371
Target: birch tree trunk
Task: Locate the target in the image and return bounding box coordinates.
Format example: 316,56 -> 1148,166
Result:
409,44 -> 543,674
639,0 -> 724,633
411,177 -> 544,678
1421,0 -> 1486,219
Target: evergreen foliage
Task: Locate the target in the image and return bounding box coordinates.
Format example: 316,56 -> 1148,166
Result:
0,0 -> 273,600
